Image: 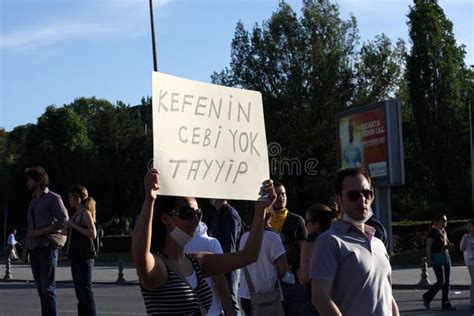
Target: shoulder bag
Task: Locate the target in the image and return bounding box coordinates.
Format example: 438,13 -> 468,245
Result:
242,266 -> 285,316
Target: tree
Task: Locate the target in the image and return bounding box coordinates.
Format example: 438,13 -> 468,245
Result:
212,0 -> 404,210
353,35 -> 406,107
405,0 -> 470,216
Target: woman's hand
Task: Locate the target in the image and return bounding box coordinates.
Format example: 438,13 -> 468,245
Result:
145,169 -> 160,199
256,179 -> 276,209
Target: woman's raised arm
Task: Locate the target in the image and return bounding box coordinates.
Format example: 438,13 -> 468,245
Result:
195,180 -> 276,277
132,169 -> 167,289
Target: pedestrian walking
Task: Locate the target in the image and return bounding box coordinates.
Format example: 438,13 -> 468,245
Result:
7,227 -> 20,261
422,213 -> 456,311
460,219 -> 474,311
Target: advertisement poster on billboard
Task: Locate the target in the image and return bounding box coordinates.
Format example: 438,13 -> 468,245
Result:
338,107 -> 387,178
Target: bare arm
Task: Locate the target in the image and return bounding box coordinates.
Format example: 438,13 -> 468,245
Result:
392,296 -> 400,316
312,278 -> 341,316
460,234 -> 469,252
275,253 -> 289,278
69,211 -> 97,239
196,180 -> 276,277
426,238 -> 434,265
298,240 -> 313,284
132,169 -> 168,290
212,274 -> 234,316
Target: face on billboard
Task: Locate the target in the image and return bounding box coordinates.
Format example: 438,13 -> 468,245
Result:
338,107 -> 387,178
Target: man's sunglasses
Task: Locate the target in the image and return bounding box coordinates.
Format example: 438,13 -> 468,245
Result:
346,189 -> 374,202
168,206 -> 202,221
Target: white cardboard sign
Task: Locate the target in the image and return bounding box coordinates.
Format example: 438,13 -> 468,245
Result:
152,72 -> 269,201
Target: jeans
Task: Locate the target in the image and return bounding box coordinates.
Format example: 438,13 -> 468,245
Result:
423,259 -> 451,307
301,282 -> 319,316
30,246 -> 58,316
241,298 -> 251,316
225,269 -> 241,316
281,283 -> 306,316
71,258 -> 97,316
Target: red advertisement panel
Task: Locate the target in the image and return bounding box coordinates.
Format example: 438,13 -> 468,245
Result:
338,107 -> 387,177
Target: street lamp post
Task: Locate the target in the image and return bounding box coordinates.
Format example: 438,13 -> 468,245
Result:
470,93 -> 474,217
470,65 -> 474,217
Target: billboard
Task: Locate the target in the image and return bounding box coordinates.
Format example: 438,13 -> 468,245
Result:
336,101 -> 404,187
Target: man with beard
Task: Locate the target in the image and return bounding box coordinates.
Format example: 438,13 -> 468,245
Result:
25,167 -> 68,316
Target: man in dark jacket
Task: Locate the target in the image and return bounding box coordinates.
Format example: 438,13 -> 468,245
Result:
210,199 -> 242,316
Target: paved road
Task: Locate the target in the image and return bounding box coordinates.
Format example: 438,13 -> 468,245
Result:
0,282 -> 146,316
1,261 -> 472,315
394,289 -> 473,316
1,282 -> 472,316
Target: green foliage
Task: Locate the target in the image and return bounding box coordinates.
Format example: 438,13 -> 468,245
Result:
211,0 -> 405,211
1,97 -> 152,228
1,0 -> 471,230
353,35 -> 406,106
403,0 -> 471,217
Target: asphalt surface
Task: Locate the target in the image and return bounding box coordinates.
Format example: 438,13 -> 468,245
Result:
1,261 -> 472,315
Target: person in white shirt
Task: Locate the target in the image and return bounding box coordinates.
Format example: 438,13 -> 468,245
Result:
185,220 -> 233,316
239,208 -> 289,315
7,228 -> 20,260
460,219 -> 474,311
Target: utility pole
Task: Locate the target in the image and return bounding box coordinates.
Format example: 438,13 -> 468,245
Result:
149,0 -> 158,72
470,65 -> 474,216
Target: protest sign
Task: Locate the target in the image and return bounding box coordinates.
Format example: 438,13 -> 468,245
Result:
152,72 -> 269,200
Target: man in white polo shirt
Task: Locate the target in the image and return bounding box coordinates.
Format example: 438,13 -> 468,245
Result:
310,167 -> 399,316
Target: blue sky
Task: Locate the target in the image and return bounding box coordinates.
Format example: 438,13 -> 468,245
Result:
1,0 -> 473,131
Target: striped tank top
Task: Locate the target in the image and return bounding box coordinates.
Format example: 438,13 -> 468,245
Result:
141,252 -> 213,315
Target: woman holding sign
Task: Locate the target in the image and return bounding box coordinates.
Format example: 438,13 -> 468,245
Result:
132,169 -> 276,315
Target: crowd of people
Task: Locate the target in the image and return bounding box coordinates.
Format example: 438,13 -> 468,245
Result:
131,166 -> 398,316
13,165 -> 474,315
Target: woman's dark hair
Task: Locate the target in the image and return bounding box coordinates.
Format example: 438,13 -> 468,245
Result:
306,204 -> 337,232
25,166 -> 49,189
433,213 -> 447,221
150,195 -> 181,253
430,213 -> 447,228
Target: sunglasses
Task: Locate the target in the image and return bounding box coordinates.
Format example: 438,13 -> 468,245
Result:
168,206 -> 202,221
346,189 -> 374,202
